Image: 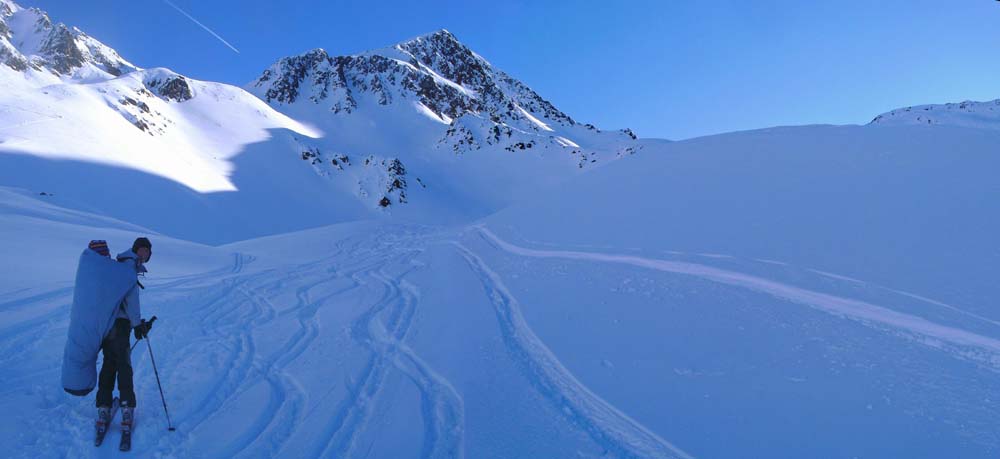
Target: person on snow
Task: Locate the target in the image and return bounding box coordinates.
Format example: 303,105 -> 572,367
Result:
61,237 -> 154,438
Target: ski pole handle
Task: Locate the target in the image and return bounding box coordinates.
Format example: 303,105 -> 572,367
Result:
130,317 -> 158,351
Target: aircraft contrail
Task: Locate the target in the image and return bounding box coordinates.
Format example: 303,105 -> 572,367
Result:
163,0 -> 240,54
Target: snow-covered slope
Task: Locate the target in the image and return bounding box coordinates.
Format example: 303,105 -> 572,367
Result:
3,1 -> 1000,457
0,56 -> 370,243
0,0 -> 380,244
245,30 -> 641,218
0,64 -> 318,192
870,98 -> 1000,130
1,6 -> 640,243
2,121 -> 999,458
477,122 -> 1000,457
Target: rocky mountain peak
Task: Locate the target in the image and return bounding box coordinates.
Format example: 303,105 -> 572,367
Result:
247,30 -> 639,162
249,30 -> 580,128
395,29 -> 481,83
0,1 -> 15,18
0,0 -> 136,77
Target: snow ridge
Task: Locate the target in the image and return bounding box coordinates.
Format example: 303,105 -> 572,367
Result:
870,99 -> 1000,130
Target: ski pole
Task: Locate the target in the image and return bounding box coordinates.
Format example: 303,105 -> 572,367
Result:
145,333 -> 176,431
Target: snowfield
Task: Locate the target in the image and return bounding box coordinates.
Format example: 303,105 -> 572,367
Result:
2,1 -> 1000,457
2,119 -> 1000,458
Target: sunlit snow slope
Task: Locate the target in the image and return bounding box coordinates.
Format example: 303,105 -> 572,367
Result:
1,0 -> 640,244
1,1 -> 999,458
2,119 -> 999,458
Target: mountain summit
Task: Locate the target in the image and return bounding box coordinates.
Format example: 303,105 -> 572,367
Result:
248,30 -> 637,158
0,0 -> 135,78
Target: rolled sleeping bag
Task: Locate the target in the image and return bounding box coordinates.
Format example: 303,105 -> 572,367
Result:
61,248 -> 138,395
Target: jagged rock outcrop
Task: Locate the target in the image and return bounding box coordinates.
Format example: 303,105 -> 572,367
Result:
293,138 -> 418,209
147,76 -> 194,102
0,0 -> 136,76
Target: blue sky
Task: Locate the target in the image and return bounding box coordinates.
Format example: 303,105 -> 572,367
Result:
20,0 -> 1000,139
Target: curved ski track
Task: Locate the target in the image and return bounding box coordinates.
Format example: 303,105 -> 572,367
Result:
453,243 -> 694,459
475,226 -> 1000,372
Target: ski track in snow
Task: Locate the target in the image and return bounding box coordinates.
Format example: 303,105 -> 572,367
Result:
453,242 -> 694,459
475,226 -> 1000,371
9,224 -> 1000,457
2,229 -> 472,458
4,226 -> 702,458
312,230 -> 464,459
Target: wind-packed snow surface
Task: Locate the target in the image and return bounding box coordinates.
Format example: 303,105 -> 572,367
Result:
2,1 -> 1000,458
2,119 -> 1000,458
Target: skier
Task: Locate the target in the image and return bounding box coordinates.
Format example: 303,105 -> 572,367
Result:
96,237 -> 153,446
61,237 -> 154,449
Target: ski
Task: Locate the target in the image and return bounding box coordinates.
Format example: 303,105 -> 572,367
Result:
119,429 -> 131,452
119,406 -> 134,452
94,397 -> 120,447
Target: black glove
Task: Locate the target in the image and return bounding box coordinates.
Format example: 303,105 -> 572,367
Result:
133,317 -> 155,340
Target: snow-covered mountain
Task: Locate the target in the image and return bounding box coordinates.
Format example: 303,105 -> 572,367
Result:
0,12 -> 336,245
3,2 -> 1000,457
249,30 -> 637,159
870,98 -> 1000,130
0,2 -> 640,243
244,30 -> 641,217
0,0 -> 135,79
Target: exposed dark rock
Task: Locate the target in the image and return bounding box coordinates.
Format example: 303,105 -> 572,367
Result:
255,48 -> 330,104
147,76 -> 193,102
300,147 -> 322,164
385,158 -> 406,176
0,46 -> 27,71
40,24 -> 85,75
443,123 -> 476,154
378,197 -> 391,207
119,96 -> 149,113
505,141 -> 536,152
329,154 -> 350,170
93,53 -> 123,76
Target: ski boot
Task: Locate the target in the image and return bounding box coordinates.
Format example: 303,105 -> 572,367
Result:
94,406 -> 112,446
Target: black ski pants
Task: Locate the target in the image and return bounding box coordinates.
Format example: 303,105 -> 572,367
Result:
96,318 -> 136,407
